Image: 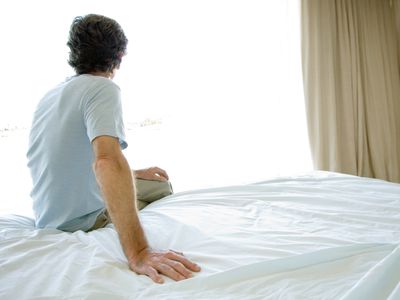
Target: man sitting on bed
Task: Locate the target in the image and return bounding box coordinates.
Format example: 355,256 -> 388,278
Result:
26,14 -> 200,284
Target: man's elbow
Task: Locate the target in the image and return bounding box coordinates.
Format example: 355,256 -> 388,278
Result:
93,156 -> 122,175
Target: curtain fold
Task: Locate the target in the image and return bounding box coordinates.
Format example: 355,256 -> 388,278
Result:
301,0 -> 400,183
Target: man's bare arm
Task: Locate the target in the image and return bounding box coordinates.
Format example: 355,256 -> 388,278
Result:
92,136 -> 200,283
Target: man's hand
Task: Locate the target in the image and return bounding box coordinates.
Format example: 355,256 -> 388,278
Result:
129,247 -> 201,284
134,167 -> 169,182
92,137 -> 197,283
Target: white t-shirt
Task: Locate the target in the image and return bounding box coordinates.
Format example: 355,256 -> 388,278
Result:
27,74 -> 127,232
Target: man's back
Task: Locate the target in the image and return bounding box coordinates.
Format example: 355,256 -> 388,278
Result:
27,74 -> 126,231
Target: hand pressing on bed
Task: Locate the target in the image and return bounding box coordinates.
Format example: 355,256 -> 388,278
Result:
92,137 -> 195,283
133,167 -> 169,182
128,247 -> 201,284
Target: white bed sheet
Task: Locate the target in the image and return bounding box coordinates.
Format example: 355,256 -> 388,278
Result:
1,171 -> 399,299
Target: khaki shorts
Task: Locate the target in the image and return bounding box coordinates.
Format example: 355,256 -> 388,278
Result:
87,179 -> 173,231
88,209 -> 112,231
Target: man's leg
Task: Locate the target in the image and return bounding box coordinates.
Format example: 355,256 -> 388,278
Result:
87,178 -> 173,231
87,209 -> 111,231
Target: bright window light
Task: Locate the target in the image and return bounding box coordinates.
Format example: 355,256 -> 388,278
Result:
0,0 -> 311,216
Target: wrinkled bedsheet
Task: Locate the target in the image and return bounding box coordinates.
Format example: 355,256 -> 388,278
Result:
1,171 -> 399,299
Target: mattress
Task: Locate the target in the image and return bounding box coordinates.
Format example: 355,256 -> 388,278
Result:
1,171 -> 399,299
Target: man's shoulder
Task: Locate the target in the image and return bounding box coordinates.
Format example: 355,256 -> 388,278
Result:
73,74 -> 120,91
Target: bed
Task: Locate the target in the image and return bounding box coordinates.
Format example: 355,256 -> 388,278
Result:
1,171 -> 399,299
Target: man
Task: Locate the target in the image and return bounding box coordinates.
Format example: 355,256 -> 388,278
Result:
27,14 -> 200,284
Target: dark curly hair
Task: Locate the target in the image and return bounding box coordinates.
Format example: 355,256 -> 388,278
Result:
67,14 -> 128,74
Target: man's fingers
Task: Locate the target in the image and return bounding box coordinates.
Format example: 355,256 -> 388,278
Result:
165,251 -> 201,272
134,167 -> 170,182
156,263 -> 185,281
152,167 -> 169,181
163,259 -> 193,279
131,264 -> 164,284
155,175 -> 168,182
129,248 -> 200,283
146,266 -> 164,284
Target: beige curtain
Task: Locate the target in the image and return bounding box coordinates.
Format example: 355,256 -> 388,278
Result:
301,0 -> 400,183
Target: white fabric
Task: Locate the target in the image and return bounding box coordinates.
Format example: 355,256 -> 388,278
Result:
1,171 -> 399,299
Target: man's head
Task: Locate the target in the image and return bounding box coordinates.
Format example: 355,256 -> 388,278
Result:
67,14 -> 128,75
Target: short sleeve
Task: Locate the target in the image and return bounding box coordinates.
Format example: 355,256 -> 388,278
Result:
83,82 -> 128,149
